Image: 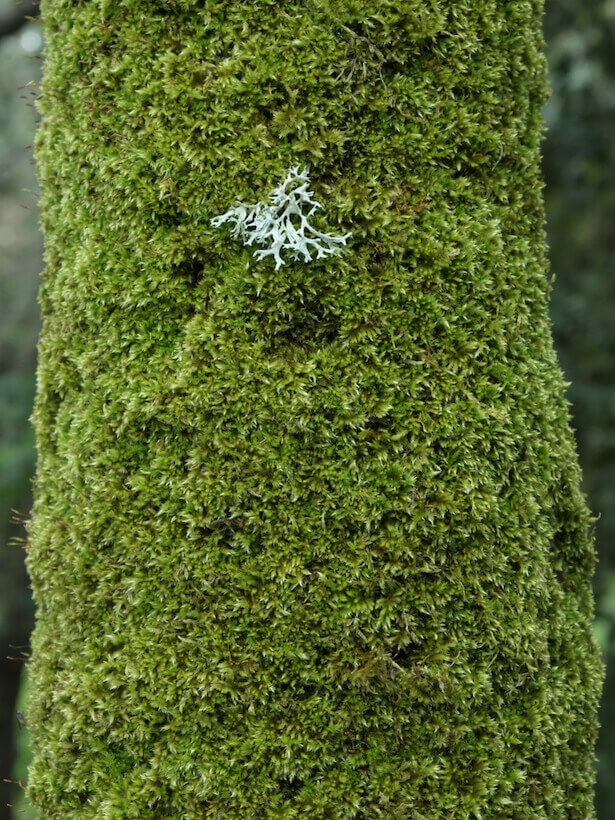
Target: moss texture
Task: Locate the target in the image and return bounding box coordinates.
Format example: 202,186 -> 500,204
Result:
24,0 -> 604,817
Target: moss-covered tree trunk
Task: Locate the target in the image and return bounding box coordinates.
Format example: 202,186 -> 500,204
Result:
24,0 -> 604,816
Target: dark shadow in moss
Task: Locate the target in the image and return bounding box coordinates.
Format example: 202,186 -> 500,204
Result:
277,775 -> 305,800
177,258 -> 204,289
264,298 -> 340,359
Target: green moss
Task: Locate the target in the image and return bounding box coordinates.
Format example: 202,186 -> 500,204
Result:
24,0 -> 604,816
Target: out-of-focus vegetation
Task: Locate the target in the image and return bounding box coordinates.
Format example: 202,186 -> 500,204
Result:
0,0 -> 612,817
543,0 -> 615,813
0,0 -> 41,816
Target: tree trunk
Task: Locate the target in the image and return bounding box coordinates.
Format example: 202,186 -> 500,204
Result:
24,1 -> 604,816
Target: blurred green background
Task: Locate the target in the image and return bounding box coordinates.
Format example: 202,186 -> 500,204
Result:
0,0 -> 613,817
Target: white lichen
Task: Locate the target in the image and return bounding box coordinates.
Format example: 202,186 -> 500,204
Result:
210,165 -> 352,270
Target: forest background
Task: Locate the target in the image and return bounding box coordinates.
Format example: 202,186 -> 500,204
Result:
0,0 -> 612,817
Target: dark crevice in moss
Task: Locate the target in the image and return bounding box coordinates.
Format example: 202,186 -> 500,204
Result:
175,258 -> 203,289
277,776 -> 305,800
262,297 -> 341,358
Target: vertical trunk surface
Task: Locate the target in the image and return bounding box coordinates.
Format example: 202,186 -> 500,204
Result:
25,0 -> 604,817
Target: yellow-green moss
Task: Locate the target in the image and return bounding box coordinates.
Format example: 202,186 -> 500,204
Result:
24,0 -> 604,816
